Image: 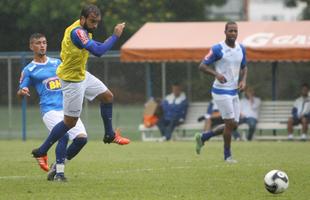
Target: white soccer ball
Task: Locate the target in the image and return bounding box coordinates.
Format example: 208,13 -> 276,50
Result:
264,170 -> 289,194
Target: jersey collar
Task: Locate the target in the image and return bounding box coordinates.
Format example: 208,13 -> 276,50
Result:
32,57 -> 50,65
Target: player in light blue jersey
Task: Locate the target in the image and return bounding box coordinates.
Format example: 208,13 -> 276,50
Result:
195,21 -> 248,163
18,33 -> 88,181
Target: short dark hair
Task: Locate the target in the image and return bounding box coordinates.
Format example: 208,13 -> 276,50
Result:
81,4 -> 101,18
302,83 -> 309,89
172,81 -> 181,87
29,33 -> 46,44
225,21 -> 237,31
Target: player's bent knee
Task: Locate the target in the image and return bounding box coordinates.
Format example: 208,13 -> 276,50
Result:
64,116 -> 79,128
76,133 -> 87,138
301,117 -> 308,123
104,91 -> 114,102
224,119 -> 237,130
73,137 -> 88,147
96,90 -> 114,103
232,122 -> 238,130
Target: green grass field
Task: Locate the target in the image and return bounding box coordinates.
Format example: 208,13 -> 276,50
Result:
0,105 -> 143,140
0,140 -> 309,200
0,105 -> 295,141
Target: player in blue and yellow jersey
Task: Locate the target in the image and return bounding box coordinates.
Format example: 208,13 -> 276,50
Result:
195,21 -> 248,163
18,33 -> 88,181
31,4 -> 130,165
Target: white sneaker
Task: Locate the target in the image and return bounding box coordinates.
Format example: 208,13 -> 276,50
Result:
288,134 -> 294,140
301,134 -> 307,141
241,132 -> 247,141
225,156 -> 238,164
158,136 -> 166,142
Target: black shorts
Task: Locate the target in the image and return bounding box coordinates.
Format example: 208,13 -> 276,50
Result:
292,115 -> 310,125
211,117 -> 224,127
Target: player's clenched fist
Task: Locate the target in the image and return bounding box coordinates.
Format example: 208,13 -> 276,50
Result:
18,87 -> 30,97
113,22 -> 125,37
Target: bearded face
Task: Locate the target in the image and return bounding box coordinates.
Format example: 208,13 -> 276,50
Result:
81,13 -> 101,33
225,24 -> 238,46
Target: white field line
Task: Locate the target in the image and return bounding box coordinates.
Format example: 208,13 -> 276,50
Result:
0,163 -> 271,180
0,175 -> 28,180
111,166 -> 192,174
0,166 -> 192,180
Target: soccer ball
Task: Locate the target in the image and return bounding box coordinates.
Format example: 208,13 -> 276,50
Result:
264,170 -> 289,194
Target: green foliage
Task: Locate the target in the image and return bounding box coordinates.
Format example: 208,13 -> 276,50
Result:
286,0 -> 310,19
97,0 -> 226,45
0,0 -> 226,51
302,3 -> 310,19
0,0 -> 84,50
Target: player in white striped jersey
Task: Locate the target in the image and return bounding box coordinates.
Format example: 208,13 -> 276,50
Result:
195,21 -> 247,163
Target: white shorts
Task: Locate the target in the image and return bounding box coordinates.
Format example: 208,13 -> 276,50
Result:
212,93 -> 240,122
42,110 -> 87,140
61,71 -> 108,117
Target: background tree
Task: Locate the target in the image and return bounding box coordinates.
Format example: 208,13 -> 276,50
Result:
284,0 -> 310,19
0,0 -> 226,51
300,0 -> 310,19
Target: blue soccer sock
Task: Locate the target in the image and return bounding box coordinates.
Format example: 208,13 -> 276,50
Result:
224,146 -> 231,160
66,137 -> 87,160
201,131 -> 216,142
100,103 -> 115,138
38,121 -> 70,155
55,133 -> 69,164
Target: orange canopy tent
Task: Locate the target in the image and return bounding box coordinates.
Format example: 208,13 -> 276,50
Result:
121,21 -> 310,63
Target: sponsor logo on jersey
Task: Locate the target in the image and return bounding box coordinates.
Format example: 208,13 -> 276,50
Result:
44,77 -> 62,91
76,29 -> 89,45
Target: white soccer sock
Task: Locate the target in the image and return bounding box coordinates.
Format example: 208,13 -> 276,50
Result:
56,164 -> 65,173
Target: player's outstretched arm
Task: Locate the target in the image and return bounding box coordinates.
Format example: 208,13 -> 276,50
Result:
84,23 -> 125,57
87,22 -> 125,56
72,23 -> 126,57
113,22 -> 125,37
85,36 -> 119,57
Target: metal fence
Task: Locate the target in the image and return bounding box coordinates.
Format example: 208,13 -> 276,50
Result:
1,51 -> 310,140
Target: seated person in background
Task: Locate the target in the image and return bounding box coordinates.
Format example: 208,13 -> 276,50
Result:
157,82 -> 188,141
237,87 -> 261,141
287,83 -> 310,140
197,99 -> 223,132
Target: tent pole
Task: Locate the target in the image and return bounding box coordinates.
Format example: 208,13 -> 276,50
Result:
8,57 -> 12,139
20,53 -> 27,141
161,62 -> 166,99
145,63 -> 152,99
271,61 -> 278,136
272,61 -> 278,101
187,62 -> 192,102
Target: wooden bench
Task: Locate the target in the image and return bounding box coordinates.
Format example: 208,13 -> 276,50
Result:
139,101 -> 298,141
